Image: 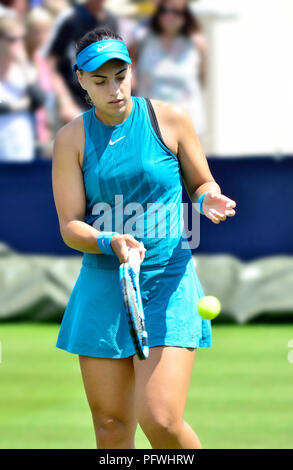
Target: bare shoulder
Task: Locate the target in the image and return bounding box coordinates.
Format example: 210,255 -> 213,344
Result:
150,98 -> 185,119
150,99 -> 194,155
150,99 -> 192,129
54,115 -> 85,168
54,114 -> 84,144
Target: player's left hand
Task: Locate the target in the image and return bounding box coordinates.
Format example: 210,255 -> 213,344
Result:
202,192 -> 237,224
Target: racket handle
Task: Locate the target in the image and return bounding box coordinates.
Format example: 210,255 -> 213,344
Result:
128,248 -> 141,272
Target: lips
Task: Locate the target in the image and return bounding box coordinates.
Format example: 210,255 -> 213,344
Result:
109,99 -> 123,104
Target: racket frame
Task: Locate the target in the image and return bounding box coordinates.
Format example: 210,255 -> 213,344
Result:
119,262 -> 149,360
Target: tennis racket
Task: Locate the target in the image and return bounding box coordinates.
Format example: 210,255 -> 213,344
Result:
119,248 -> 149,360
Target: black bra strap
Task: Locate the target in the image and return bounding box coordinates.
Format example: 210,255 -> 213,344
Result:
145,97 -> 166,146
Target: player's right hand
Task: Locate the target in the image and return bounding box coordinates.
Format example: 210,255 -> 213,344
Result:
111,234 -> 146,264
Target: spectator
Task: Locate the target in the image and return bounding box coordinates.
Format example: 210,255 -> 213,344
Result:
46,0 -> 136,123
42,0 -> 71,19
26,6 -> 53,55
0,14 -> 45,161
0,0 -> 29,16
25,7 -> 56,157
130,0 -> 207,140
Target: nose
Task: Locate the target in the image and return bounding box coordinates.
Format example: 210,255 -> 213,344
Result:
108,79 -> 120,96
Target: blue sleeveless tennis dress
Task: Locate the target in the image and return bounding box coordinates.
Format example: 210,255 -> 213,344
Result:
56,96 -> 212,358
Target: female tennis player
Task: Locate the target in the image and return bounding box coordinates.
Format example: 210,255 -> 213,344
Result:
52,27 -> 236,449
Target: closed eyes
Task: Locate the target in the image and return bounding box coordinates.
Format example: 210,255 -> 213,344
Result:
95,77 -> 126,85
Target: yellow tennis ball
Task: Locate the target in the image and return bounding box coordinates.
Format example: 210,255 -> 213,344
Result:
198,296 -> 221,320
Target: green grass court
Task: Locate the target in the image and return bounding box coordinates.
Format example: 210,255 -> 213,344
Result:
0,322 -> 292,449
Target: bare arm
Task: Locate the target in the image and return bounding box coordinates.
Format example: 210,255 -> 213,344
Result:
174,106 -> 220,200
52,120 -> 145,261
192,32 -> 208,87
173,105 -> 237,223
52,119 -> 103,253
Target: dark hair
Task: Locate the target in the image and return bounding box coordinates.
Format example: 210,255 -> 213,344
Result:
149,1 -> 202,36
76,27 -> 123,56
0,0 -> 15,5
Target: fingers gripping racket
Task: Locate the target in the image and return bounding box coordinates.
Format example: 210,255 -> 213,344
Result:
119,248 -> 149,360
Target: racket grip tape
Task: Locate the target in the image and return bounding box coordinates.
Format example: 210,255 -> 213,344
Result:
128,248 -> 141,272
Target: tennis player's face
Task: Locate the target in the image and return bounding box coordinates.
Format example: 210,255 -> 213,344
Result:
78,59 -> 132,117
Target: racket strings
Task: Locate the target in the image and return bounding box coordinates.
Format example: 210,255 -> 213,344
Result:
129,273 -> 144,333
119,263 -> 149,359
130,271 -> 148,347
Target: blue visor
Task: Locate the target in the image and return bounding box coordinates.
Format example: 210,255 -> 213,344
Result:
73,39 -> 132,73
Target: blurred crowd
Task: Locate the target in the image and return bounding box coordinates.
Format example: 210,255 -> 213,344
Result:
0,0 -> 208,161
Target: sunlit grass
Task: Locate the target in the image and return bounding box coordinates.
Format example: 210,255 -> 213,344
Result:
0,323 -> 292,449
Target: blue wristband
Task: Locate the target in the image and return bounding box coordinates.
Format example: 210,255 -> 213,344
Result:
198,192 -> 207,215
97,232 -> 118,256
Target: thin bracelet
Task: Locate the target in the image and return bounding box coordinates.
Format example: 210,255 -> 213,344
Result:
198,192 -> 207,215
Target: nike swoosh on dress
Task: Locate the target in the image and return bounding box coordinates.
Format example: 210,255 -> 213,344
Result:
109,136 -> 126,146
